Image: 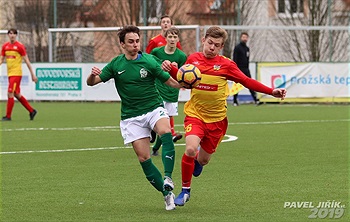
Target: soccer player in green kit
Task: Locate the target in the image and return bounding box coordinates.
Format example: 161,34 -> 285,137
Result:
86,25 -> 181,211
150,27 -> 187,156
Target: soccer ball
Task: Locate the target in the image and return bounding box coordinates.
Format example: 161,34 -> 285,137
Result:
176,64 -> 202,89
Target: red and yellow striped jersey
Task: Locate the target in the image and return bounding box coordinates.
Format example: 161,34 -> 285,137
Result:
1,41 -> 26,77
184,52 -> 272,123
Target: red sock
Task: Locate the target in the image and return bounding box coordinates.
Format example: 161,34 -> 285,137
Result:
18,96 -> 34,113
181,154 -> 195,188
6,97 -> 15,118
170,116 -> 175,135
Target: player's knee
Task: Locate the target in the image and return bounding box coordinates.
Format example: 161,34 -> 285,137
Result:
138,156 -> 150,162
157,128 -> 171,136
185,146 -> 197,157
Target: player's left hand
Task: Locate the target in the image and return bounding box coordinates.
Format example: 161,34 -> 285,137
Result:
272,88 -> 287,100
32,75 -> 38,83
171,62 -> 178,68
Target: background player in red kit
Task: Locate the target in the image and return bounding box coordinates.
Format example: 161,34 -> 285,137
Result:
145,15 -> 182,54
1,28 -> 37,121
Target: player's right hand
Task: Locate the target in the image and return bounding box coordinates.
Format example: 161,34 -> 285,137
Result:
91,66 -> 101,76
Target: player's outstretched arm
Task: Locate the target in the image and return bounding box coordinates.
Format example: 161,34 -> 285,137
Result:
164,76 -> 182,89
272,88 -> 287,100
87,66 -> 103,86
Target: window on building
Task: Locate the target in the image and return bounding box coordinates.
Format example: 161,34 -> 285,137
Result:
209,0 -> 225,11
139,0 -> 163,24
277,0 -> 304,15
278,0 -> 285,13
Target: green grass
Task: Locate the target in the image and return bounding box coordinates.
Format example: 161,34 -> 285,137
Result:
1,102 -> 349,221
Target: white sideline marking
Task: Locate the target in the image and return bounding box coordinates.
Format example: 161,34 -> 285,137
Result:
1,118 -> 347,155
231,119 -> 350,125
1,126 -> 119,132
2,119 -> 349,132
0,134 -> 238,155
0,146 -> 132,155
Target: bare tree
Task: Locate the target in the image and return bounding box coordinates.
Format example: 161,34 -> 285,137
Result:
232,0 -> 265,60
1,1 -> 79,62
2,0 -> 347,63
269,0 -> 349,62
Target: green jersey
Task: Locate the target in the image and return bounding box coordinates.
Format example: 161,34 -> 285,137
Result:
99,52 -> 170,120
150,46 -> 187,102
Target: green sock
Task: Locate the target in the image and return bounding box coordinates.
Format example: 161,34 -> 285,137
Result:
160,133 -> 175,178
140,158 -> 168,196
152,135 -> 162,151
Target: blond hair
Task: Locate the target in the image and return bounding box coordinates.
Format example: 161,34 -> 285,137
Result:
205,26 -> 228,43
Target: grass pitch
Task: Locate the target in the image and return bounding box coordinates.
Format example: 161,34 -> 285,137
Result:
0,101 -> 349,222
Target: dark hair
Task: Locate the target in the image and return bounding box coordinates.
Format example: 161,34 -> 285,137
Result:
160,15 -> 173,25
8,28 -> 18,34
117,25 -> 140,43
205,26 -> 228,43
240,32 -> 249,37
165,27 -> 180,37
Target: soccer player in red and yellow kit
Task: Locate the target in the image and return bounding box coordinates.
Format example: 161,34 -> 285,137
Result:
145,15 -> 182,54
1,29 -> 37,121
162,26 -> 286,206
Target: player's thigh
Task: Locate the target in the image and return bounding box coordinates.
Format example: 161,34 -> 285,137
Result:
148,107 -> 170,134
164,101 -> 178,116
185,134 -> 201,157
153,117 -> 171,135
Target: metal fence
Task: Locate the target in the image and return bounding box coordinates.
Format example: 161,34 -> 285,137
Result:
48,25 -> 350,63
48,25 -> 200,63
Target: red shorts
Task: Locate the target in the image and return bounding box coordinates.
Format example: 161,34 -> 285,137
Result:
184,116 -> 228,154
8,76 -> 22,94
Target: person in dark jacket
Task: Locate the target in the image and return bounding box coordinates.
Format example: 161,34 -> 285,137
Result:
232,32 -> 261,106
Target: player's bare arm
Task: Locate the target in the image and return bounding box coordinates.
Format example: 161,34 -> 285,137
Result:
23,55 -> 37,83
87,66 -> 103,86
